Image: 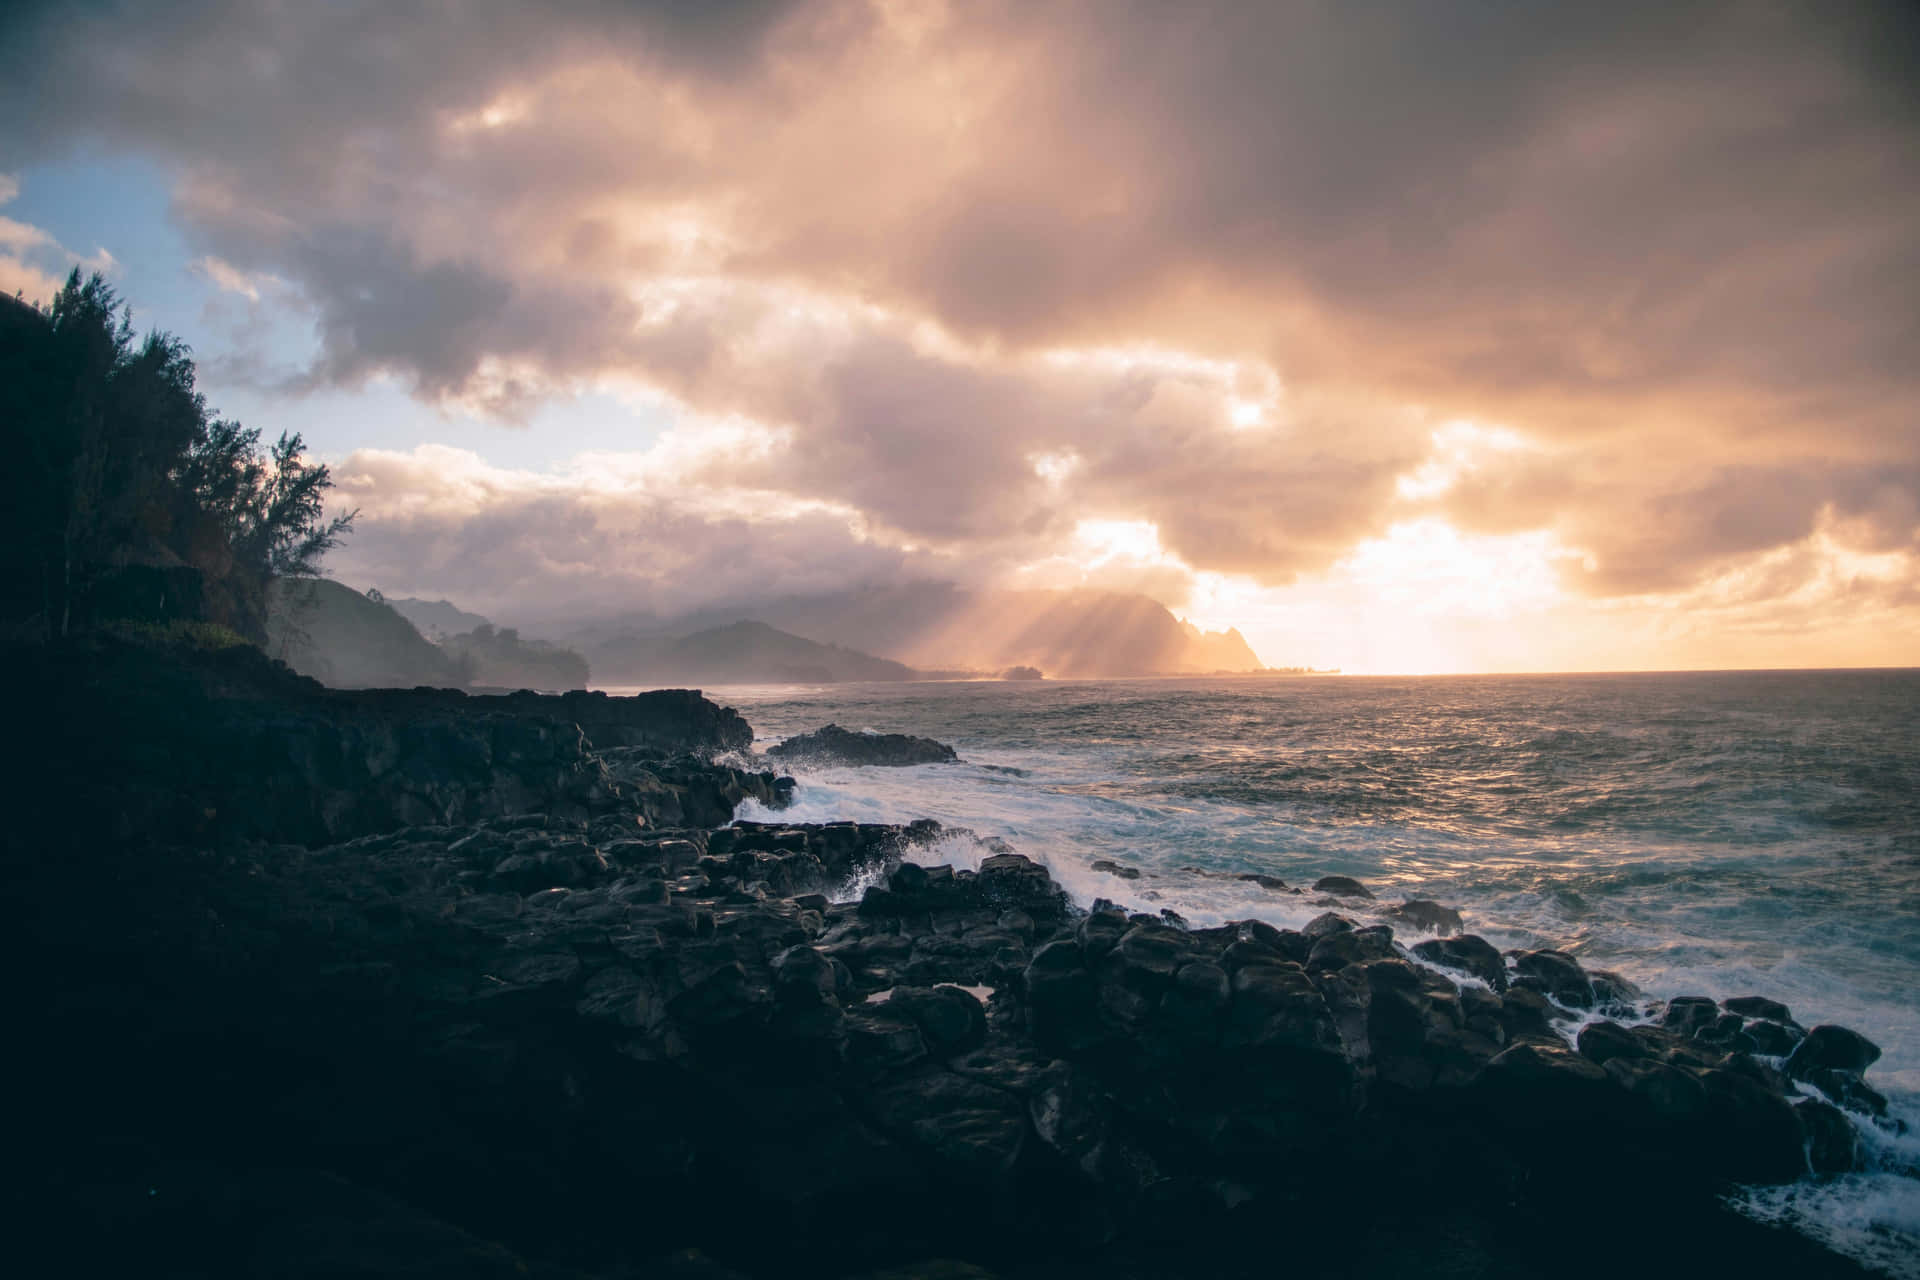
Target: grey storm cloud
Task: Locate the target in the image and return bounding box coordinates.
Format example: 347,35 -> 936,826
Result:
3,0 -> 1916,609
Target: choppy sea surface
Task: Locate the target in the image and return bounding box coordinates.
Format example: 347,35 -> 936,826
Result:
615,671 -> 1920,1275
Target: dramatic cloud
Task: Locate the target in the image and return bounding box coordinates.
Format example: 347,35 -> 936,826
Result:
2,0 -> 1915,665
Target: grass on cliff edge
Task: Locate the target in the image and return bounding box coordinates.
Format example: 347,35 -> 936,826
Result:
97,618 -> 253,653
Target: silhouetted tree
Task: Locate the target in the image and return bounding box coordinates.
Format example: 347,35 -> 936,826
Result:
0,269 -> 354,642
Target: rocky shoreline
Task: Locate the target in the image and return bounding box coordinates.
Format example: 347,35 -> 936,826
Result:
8,640 -> 1898,1278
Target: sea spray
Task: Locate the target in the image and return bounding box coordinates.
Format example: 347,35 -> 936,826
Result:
718,670 -> 1920,1273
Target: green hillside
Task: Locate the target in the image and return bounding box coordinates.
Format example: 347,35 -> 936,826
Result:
267,579 -> 468,689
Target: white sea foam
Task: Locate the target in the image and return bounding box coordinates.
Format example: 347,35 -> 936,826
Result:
717,673 -> 1920,1271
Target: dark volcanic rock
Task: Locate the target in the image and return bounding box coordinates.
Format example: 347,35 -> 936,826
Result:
24,637 -> 765,847
1411,935 -> 1508,993
17,637 -> 1900,1279
1786,1025 -> 1883,1077
1312,875 -> 1375,900
1723,995 -> 1794,1024
1662,995 -> 1723,1038
1510,949 -> 1594,1008
768,723 -> 958,767
1577,1020 -> 1648,1066
1387,899 -> 1464,935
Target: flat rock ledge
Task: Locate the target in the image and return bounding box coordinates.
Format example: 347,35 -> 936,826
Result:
768,722 -> 960,767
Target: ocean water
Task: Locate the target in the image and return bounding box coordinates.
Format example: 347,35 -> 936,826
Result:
637,671 -> 1920,1274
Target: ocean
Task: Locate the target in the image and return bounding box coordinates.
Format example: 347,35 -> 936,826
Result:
617,670 -> 1920,1275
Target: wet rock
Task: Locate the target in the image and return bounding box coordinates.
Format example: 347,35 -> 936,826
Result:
1661,995 -> 1723,1038
1090,859 -> 1142,880
772,944 -> 844,1002
1302,912 -> 1356,939
1477,1041 -> 1612,1117
1603,1056 -> 1709,1124
1160,961 -> 1232,1041
1306,927 -> 1397,973
1244,920 -> 1313,965
1576,1020 -> 1648,1066
1510,949 -> 1594,1009
842,1007 -> 930,1074
885,985 -> 989,1054
1588,970 -> 1643,1016
1312,875 -> 1374,900
1224,962 -> 1342,1056
768,724 -> 958,767
1723,995 -> 1794,1024
1743,1018 -> 1805,1057
1411,934 -> 1507,992
1107,924 -> 1199,988
1797,1098 -> 1865,1173
975,853 -> 1071,919
1024,941 -> 1104,1054
1496,986 -> 1558,1040
1701,1067 -> 1807,1183
1797,1066 -> 1890,1117
1786,1025 -> 1883,1077
1387,900 -> 1464,935
1234,872 -> 1290,892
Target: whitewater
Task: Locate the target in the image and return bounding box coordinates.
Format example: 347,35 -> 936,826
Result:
610,669 -> 1920,1275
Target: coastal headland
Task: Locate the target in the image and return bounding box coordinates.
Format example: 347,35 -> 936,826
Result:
8,637 -> 1892,1278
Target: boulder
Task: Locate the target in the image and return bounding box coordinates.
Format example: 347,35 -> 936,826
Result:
1797,1098 -> 1864,1173
885,985 -> 989,1055
768,724 -> 958,767
1510,949 -> 1593,1008
1302,912 -> 1356,939
1387,899 -> 1464,935
1159,961 -> 1232,1043
1223,962 -> 1342,1056
1576,1020 -> 1647,1066
1306,927 -> 1396,973
1796,1066 -> 1890,1117
1603,1056 -> 1708,1123
1312,875 -> 1374,900
1785,1025 -> 1883,1077
1476,1042 -> 1612,1123
1700,1068 -> 1808,1183
1661,996 -> 1722,1038
865,1069 -> 1028,1176
1722,995 -> 1794,1024
1411,935 -> 1507,992
1744,1019 -> 1805,1057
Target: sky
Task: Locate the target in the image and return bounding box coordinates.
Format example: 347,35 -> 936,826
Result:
3,0 -> 1916,674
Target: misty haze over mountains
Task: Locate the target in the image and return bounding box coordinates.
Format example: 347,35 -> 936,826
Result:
335,583 -> 1271,689
564,585 -> 1264,682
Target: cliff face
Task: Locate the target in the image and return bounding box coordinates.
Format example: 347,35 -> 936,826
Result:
19,637 -> 758,847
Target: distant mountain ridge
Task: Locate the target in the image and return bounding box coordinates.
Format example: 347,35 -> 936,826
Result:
586,620 -> 921,686
268,579 -> 468,689
565,585 -> 1262,678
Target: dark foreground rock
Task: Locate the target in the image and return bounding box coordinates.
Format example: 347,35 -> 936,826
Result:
7,640 -> 1893,1280
769,723 -> 959,767
21,636 -> 766,846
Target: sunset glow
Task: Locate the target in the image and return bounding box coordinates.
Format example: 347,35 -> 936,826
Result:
1,0 -> 1912,672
